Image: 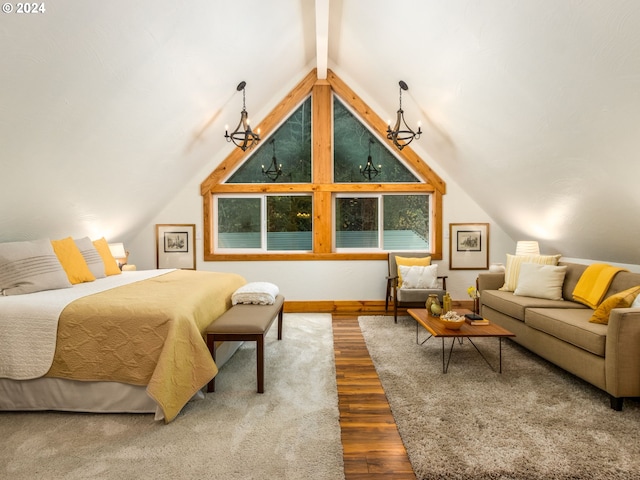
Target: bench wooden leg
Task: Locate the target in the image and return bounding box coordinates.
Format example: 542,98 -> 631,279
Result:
257,335 -> 264,393
277,307 -> 283,340
207,334 -> 217,393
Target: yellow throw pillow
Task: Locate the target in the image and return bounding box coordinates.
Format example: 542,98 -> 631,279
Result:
92,237 -> 122,276
499,254 -> 561,292
589,286 -> 640,325
51,237 -> 96,284
395,255 -> 431,285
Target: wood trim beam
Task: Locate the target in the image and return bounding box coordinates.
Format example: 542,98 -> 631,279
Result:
200,69 -> 318,195
327,69 -> 446,195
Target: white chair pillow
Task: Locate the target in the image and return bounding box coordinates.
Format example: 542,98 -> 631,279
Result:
399,264 -> 438,289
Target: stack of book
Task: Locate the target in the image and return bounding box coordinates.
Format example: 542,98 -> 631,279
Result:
464,313 -> 490,325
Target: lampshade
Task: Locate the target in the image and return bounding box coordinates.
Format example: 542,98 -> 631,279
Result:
108,242 -> 127,260
515,241 -> 540,256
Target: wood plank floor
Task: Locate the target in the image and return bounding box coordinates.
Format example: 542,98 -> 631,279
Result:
332,315 -> 416,480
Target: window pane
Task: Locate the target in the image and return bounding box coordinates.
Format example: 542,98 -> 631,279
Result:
226,97 -> 312,183
333,97 -> 419,183
335,197 -> 379,248
267,196 -> 313,251
383,195 -> 429,250
217,197 -> 261,248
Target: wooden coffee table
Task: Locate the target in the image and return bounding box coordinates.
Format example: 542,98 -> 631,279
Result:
407,308 -> 515,373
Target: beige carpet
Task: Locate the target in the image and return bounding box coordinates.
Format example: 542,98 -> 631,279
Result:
359,315 -> 640,480
1,313 -> 345,480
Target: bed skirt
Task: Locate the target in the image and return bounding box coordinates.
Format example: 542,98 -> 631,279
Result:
0,339 -> 242,420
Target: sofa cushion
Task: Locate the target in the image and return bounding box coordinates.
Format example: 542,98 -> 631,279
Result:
481,290 -> 584,322
525,308 -> 607,357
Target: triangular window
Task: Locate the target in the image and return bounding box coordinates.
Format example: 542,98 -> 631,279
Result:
200,69 -> 446,261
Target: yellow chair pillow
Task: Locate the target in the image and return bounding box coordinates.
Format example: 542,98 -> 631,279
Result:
589,286 -> 640,325
51,237 -> 96,284
395,255 -> 431,285
92,237 -> 122,276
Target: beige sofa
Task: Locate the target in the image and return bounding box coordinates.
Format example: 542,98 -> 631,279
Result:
478,262 -> 640,410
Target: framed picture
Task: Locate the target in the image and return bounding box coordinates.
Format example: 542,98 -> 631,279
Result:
449,223 -> 489,270
156,224 -> 196,270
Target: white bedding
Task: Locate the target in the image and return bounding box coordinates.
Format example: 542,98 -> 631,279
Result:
231,281 -> 280,305
0,269 -> 174,380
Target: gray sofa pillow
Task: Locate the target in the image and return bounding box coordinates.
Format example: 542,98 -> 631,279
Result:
0,238 -> 72,296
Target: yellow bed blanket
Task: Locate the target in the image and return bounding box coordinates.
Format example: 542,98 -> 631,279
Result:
45,270 -> 246,422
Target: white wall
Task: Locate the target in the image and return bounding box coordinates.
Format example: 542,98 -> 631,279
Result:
125,157 -> 515,302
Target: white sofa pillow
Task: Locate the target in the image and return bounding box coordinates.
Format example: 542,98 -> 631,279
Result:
399,264 -> 438,289
499,253 -> 562,292
513,263 -> 567,300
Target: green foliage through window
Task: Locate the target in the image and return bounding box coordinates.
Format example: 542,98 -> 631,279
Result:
226,97 -> 312,183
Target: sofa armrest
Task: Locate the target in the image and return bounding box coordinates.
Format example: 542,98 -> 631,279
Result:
605,308 -> 640,398
477,273 -> 505,292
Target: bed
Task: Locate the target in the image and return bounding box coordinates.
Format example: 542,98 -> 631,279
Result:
0,268 -> 246,422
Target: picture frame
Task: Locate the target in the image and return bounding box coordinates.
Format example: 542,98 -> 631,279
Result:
449,223 -> 489,270
156,224 -> 196,270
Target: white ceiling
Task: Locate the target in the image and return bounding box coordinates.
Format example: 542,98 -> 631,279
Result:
1,0 -> 640,264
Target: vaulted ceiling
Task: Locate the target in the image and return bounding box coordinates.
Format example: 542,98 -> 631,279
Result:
1,0 -> 640,264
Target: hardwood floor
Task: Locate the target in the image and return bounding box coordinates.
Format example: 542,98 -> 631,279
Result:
332,314 -> 416,480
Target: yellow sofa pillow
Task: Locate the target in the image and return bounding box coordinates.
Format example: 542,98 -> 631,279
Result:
92,237 -> 122,276
51,237 -> 96,284
589,286 -> 640,325
395,255 -> 431,285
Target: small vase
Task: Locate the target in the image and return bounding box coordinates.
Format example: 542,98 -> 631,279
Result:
426,294 -> 441,317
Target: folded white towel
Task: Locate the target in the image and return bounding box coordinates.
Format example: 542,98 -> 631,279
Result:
232,282 -> 280,305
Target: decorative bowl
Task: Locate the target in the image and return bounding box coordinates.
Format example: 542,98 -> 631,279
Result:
440,311 -> 465,330
440,318 -> 465,330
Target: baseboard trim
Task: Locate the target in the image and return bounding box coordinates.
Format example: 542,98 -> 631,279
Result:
283,300 -> 474,315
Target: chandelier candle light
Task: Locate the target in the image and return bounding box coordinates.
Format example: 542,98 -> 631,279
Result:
262,138 -> 283,182
387,80 -> 422,150
359,139 -> 381,181
224,81 -> 260,151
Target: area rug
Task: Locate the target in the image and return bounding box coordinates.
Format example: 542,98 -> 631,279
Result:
1,314 -> 344,480
359,315 -> 640,480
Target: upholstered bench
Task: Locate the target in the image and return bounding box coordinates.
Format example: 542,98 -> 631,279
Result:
206,294 -> 285,393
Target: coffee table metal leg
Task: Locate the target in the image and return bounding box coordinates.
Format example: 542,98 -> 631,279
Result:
466,337 -> 505,373
443,338 -> 457,373
416,322 -> 433,345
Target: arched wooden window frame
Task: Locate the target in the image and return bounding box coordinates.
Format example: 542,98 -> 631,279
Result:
200,69 -> 446,261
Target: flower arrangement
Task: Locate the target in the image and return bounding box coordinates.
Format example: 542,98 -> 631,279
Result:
468,286 -> 480,314
467,286 -> 480,299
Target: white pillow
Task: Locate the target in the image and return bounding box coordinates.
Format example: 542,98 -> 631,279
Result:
232,281 -> 280,305
513,263 -> 567,300
632,294 -> 640,308
399,264 -> 438,289
499,253 -> 562,292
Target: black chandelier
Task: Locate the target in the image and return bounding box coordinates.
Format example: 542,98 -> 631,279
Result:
360,139 -> 381,181
262,138 -> 283,181
386,80 -> 422,150
224,81 -> 260,151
